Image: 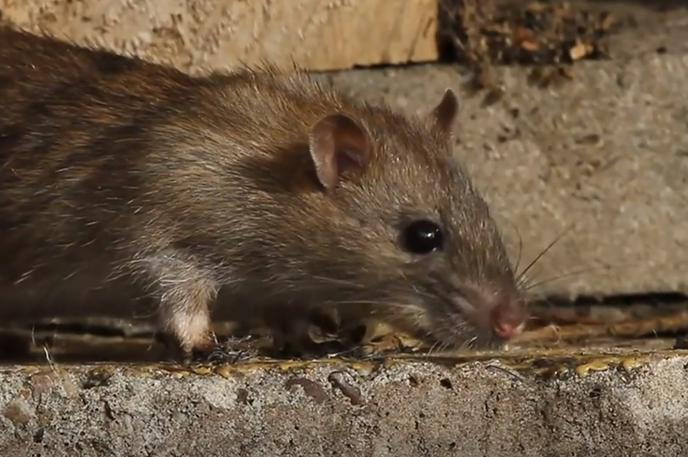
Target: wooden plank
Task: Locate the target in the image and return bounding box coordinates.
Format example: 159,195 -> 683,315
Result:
0,0 -> 439,74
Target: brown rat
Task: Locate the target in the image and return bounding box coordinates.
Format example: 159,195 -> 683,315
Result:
0,27 -> 527,361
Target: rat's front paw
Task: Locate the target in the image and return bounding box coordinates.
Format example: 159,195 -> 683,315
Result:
155,329 -> 214,364
157,329 -> 259,364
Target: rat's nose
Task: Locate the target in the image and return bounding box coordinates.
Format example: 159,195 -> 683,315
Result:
490,299 -> 526,340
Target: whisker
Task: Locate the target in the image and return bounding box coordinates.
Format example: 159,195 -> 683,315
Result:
310,275 -> 363,288
521,265 -> 611,292
516,223 -> 575,282
522,268 -> 595,291
465,335 -> 478,350
514,225 -> 524,277
326,299 -> 419,310
503,218 -> 524,275
426,341 -> 440,355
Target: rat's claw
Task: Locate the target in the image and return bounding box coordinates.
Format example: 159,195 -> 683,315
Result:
206,348 -> 252,364
202,335 -> 259,364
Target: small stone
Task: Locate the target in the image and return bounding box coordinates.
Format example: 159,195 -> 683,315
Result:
673,334 -> 688,350
3,398 -> 34,426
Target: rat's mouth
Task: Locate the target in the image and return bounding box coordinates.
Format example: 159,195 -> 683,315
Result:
324,279 -> 527,352
411,286 -> 527,351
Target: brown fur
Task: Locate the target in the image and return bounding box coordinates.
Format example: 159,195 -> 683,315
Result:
0,27 -> 526,359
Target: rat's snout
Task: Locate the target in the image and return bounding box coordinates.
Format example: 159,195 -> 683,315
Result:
446,283 -> 527,344
489,297 -> 527,341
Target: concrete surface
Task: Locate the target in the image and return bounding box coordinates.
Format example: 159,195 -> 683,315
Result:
1,350 -> 687,457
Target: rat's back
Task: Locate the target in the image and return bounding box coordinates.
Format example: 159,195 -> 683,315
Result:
0,28 -> 199,312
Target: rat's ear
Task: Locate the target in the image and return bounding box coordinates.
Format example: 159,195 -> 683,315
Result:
430,88 -> 459,135
309,113 -> 371,191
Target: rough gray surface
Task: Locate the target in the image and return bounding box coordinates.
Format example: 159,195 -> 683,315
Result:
0,353 -> 687,457
327,49 -> 688,299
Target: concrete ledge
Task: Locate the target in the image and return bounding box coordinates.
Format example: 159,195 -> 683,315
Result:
0,350 -> 687,456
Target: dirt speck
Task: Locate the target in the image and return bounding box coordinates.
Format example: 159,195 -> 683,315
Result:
235,388 -> 250,406
328,371 -> 364,406
3,398 -> 34,426
82,366 -> 115,389
286,377 -> 329,404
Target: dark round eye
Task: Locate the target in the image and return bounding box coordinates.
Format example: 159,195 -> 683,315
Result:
402,220 -> 444,254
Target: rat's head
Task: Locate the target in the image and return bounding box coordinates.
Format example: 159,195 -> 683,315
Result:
276,88 -> 527,350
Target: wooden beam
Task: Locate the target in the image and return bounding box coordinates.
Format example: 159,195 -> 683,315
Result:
0,0 -> 439,74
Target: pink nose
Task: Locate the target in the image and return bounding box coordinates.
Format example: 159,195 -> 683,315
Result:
490,301 -> 525,340
493,319 -> 520,339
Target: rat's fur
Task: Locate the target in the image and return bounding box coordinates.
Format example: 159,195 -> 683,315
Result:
0,27 -> 526,359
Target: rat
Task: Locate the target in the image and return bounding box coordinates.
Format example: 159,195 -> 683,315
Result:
0,27 -> 527,361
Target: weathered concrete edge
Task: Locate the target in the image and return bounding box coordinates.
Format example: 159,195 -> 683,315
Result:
0,352 -> 687,457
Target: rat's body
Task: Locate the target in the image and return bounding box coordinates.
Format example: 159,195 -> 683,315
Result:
0,28 -> 526,360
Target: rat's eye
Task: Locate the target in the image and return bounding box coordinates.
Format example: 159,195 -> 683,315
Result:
402,220 -> 444,254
